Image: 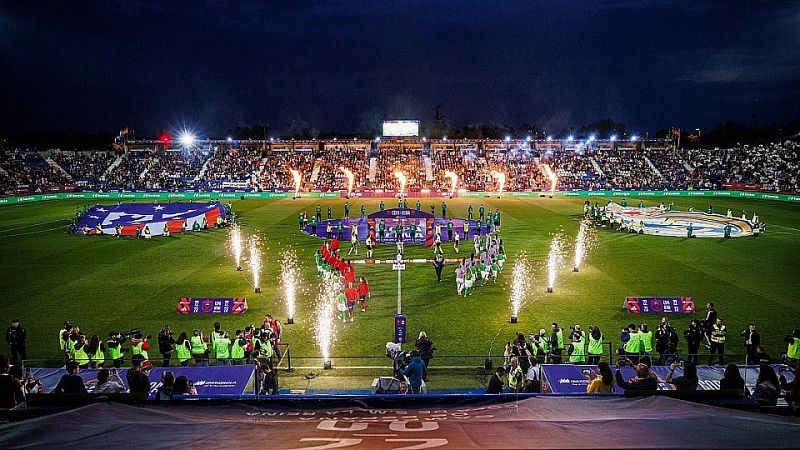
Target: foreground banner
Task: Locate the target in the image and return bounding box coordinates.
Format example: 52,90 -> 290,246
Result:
30,366 -> 255,399
2,190 -> 799,206
541,364 -> 792,397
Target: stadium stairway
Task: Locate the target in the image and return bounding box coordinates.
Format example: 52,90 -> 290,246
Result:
424,156 -> 434,181
196,157 -> 213,181
644,155 -> 663,177
368,157 -> 377,182
310,161 -> 321,183
590,156 -> 605,177
101,154 -> 124,181
46,157 -> 71,180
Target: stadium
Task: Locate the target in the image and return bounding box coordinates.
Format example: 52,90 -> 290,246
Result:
2,2 -> 800,448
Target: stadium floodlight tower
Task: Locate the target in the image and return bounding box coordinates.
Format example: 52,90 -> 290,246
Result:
610,135 -> 617,142
630,135 -> 638,142
178,130 -> 196,148
567,135 -> 574,142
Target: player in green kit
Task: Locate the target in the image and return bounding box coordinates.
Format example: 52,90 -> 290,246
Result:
380,201 -> 385,211
430,204 -> 435,215
409,222 -> 417,244
378,220 -> 386,243
315,204 -> 322,221
479,260 -> 488,286
360,204 -> 366,219
493,209 -> 501,231
344,202 -> 350,219
310,215 -> 318,235
398,198 -> 403,208
337,291 -> 348,322
464,266 -> 474,297
468,204 -> 473,220
441,201 -> 447,218
497,247 -> 506,271
479,204 -> 485,221
490,258 -> 500,283
327,206 -> 332,220
297,213 -> 304,230
337,221 -> 345,240
416,200 -> 421,211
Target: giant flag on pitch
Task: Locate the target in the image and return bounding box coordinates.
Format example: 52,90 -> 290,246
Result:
76,201 -> 226,237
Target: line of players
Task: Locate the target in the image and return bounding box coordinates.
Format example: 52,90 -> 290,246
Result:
316,239 -> 372,322
454,234 -> 507,297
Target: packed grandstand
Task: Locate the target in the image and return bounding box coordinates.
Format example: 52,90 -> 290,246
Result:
1,137 -> 798,196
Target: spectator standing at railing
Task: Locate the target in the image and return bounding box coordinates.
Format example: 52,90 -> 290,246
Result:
54,360 -> 87,394
415,331 -> 435,374
0,355 -> 24,408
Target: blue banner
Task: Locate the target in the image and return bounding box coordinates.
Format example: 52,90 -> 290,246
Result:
30,366 -> 255,399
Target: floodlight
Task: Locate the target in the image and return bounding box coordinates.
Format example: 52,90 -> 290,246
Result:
178,131 -> 196,147
610,135 -> 617,142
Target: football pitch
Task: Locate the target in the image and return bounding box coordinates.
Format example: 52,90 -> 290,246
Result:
1,196 -> 799,372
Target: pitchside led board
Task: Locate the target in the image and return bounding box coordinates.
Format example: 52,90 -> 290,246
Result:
625,297 -> 695,314
382,120 -> 419,137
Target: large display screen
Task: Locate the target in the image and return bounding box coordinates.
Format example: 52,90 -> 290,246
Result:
382,120 -> 420,137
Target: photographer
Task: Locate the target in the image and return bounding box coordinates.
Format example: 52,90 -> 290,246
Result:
399,350 -> 427,394
131,333 -> 151,362
94,368 -> 126,394
530,329 -> 549,363
415,331 -> 435,374
683,320 -> 704,364
587,326 -> 604,365
507,356 -> 524,393
655,317 -> 679,365
190,329 -> 209,366
158,325 -> 175,367
106,331 -> 128,368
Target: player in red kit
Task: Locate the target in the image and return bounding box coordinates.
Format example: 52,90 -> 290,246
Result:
357,277 -> 371,313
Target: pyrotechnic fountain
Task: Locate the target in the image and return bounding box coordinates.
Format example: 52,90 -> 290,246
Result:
542,163 -> 558,196
394,171 -> 407,197
339,166 -> 355,198
444,170 -> 458,197
573,219 -> 595,272
289,169 -> 302,199
248,235 -> 262,293
509,255 -> 531,323
281,249 -> 299,324
314,277 -> 338,369
228,224 -> 243,271
546,234 -> 565,293
490,171 -> 506,197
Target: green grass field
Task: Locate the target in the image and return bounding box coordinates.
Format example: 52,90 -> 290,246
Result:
1,196 -> 799,375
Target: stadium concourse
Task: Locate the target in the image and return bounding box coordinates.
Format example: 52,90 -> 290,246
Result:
1,138 -> 799,196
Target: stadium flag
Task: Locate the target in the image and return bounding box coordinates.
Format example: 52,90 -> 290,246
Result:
75,201 -> 226,236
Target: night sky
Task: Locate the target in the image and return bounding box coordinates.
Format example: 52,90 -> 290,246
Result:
2,1 -> 798,136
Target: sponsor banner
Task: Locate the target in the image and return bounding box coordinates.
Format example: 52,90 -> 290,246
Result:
30,366 -> 254,399
2,190 -> 800,205
178,297 -> 248,314
625,297 -> 694,314
542,364 -> 792,399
